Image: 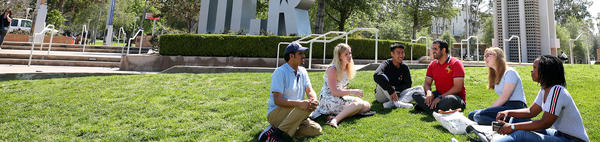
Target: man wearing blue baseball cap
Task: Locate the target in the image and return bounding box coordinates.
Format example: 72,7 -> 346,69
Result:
259,42 -> 322,141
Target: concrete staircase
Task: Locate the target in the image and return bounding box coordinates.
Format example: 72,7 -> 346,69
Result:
0,41 -> 151,68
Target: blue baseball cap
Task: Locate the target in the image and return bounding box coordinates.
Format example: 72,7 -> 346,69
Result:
284,42 -> 308,55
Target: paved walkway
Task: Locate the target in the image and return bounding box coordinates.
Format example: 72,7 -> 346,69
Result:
0,49 -> 123,58
0,64 -> 154,74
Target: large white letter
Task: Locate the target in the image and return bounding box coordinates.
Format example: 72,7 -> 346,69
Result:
267,0 -> 314,36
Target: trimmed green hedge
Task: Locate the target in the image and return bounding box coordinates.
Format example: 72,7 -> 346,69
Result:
159,34 -> 427,59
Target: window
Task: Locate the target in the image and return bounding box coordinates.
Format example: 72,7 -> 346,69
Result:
22,20 -> 32,28
11,19 -> 18,26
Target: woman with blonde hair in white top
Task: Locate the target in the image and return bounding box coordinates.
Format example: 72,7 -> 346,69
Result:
314,43 -> 372,128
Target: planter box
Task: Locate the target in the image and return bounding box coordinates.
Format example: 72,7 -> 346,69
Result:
44,36 -> 74,44
5,34 -> 29,42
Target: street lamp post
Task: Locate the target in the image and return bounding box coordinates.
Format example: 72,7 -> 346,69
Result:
411,36 -> 428,62
569,33 -> 584,64
503,35 -> 521,64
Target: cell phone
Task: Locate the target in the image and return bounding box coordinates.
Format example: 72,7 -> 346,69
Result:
492,121 -> 502,131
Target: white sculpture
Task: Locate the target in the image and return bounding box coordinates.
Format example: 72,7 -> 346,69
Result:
197,0 -> 314,36
198,0 -> 257,34
267,0 -> 314,36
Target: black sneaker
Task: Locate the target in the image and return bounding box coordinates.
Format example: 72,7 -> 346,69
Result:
258,125 -> 273,141
260,126 -> 287,142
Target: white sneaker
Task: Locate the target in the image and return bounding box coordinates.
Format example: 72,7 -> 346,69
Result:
383,101 -> 395,109
394,101 -> 413,108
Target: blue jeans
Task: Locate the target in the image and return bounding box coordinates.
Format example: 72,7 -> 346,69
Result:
495,129 -> 571,142
468,101 -> 530,125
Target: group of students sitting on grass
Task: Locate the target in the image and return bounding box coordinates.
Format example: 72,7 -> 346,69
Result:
258,40 -> 589,142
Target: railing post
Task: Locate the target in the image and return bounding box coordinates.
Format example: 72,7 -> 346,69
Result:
309,42 -> 313,69
28,34 -> 38,66
375,31 -> 378,63
276,43 -> 281,67
47,31 -> 55,55
139,30 -> 144,54
323,36 -> 326,64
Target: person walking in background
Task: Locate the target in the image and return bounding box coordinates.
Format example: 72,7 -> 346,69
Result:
467,47 -> 530,125
0,9 -> 12,46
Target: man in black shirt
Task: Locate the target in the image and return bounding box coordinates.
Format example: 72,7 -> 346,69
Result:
374,43 -> 422,109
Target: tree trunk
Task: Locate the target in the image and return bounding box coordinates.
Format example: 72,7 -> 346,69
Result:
339,12 -> 346,31
412,11 -> 419,39
314,0 -> 325,34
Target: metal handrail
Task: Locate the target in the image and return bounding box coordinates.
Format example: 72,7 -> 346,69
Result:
81,25 -> 89,52
460,36 -> 480,61
503,35 -> 521,64
28,24 -> 57,66
275,28 -> 379,69
411,36 -> 428,61
117,27 -> 127,46
117,27 -> 127,54
569,33 -> 584,64
126,29 -> 144,55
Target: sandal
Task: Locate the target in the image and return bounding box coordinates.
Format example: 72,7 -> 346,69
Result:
360,110 -> 376,116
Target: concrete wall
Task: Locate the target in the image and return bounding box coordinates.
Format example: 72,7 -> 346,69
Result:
120,55 -> 383,72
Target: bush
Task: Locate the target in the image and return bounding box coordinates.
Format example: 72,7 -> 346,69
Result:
159,34 -> 426,59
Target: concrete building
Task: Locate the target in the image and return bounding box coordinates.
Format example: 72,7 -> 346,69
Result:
492,0 -> 559,63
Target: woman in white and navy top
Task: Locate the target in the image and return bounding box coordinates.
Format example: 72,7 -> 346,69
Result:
468,47 -> 530,125
495,55 -> 589,142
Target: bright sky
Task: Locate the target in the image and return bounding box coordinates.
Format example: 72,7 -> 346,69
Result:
588,2 -> 600,33
589,2 -> 600,17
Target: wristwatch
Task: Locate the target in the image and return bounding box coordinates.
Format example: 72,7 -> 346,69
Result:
510,124 -> 515,130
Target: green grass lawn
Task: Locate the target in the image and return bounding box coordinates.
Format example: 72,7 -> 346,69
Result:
0,65 -> 598,141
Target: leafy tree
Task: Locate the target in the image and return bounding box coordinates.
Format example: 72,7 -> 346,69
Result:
401,0 -> 456,39
440,30 -> 456,49
325,0 -> 372,31
153,0 -> 201,33
554,0 -> 592,25
46,9 -> 66,29
480,15 -> 494,46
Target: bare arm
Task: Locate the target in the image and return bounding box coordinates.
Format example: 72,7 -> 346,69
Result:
498,109 -> 557,134
497,103 -> 543,121
305,86 -> 317,101
327,67 -> 362,97
490,82 -> 516,107
4,13 -> 10,22
273,92 -> 310,110
424,76 -> 434,105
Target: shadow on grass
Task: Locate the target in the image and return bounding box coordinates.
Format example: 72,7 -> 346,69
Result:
369,100 -> 393,115
409,108 -> 437,122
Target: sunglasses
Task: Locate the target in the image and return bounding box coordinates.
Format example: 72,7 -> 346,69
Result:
485,53 -> 495,58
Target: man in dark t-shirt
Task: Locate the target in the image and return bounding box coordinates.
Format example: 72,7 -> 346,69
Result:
374,43 -> 421,109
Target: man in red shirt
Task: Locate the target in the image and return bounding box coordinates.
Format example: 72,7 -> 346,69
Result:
413,40 -> 466,114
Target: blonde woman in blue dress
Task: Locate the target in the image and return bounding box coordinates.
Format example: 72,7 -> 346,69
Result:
315,43 -> 372,128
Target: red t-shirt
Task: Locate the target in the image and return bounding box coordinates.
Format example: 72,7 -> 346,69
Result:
426,56 -> 467,101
